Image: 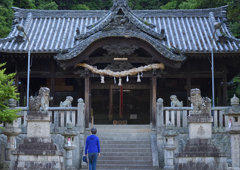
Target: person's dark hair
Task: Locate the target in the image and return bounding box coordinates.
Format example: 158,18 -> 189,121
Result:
91,128 -> 97,134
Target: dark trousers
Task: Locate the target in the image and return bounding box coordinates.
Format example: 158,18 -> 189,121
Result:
88,152 -> 98,170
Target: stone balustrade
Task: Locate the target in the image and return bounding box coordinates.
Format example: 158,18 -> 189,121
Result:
156,98 -> 229,134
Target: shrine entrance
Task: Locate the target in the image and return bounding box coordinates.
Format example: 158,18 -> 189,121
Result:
91,77 -> 150,124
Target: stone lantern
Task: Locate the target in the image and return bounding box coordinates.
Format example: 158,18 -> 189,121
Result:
3,99 -> 21,161
162,122 -> 178,170
62,123 -> 77,169
224,94 -> 240,169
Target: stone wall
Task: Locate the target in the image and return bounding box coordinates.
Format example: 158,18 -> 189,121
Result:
157,127 -> 231,169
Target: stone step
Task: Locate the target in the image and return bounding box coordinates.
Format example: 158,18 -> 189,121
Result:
100,140 -> 150,145
98,156 -> 152,161
97,159 -> 152,165
83,124 -> 156,170
99,137 -> 150,141
100,144 -> 151,149
96,164 -> 155,169
82,169 -> 157,170
94,124 -> 151,129
98,134 -> 150,140
100,152 -> 151,157
100,148 -> 152,153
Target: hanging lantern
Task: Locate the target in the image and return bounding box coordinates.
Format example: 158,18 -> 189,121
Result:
118,77 -> 122,86
126,75 -> 129,82
114,77 -> 116,84
100,75 -> 105,83
137,73 -> 141,82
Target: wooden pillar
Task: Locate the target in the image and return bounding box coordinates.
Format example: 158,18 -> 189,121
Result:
20,83 -> 24,106
187,62 -> 191,106
85,69 -> 90,128
151,70 -> 157,130
223,70 -> 228,106
217,79 -> 222,106
15,61 -> 19,92
50,60 -> 55,106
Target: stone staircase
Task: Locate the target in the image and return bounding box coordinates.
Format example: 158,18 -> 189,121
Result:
83,124 -> 159,170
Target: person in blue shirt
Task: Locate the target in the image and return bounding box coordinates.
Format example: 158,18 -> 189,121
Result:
85,128 -> 100,170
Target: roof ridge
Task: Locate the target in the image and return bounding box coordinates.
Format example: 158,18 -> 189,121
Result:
75,0 -> 166,41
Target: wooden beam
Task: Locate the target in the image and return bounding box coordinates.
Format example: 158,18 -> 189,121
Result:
187,62 -> 191,106
151,71 -> 157,130
15,61 -> 19,92
50,59 -> 55,106
217,80 -> 222,106
223,69 -> 228,106
85,69 -> 90,128
20,82 -> 24,106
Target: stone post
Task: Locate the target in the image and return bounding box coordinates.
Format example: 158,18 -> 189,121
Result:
156,98 -> 165,168
77,98 -> 85,132
162,122 -> 178,170
224,94 -> 240,169
62,123 -> 77,170
156,98 -> 164,133
77,98 -> 85,165
3,99 -> 21,161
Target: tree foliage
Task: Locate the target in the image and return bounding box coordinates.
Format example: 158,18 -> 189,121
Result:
0,0 -> 13,38
37,1 -> 58,10
0,63 -> 20,124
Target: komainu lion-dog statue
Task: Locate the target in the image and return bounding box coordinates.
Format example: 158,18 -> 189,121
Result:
60,96 -> 73,107
188,88 -> 203,112
29,87 -> 53,112
170,95 -> 183,107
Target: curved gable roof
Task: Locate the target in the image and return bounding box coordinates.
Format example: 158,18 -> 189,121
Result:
0,2 -> 239,56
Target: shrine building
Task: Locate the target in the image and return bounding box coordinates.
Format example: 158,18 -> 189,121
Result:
1,0 -> 240,127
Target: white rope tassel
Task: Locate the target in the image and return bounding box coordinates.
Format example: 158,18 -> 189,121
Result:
118,77 -> 122,86
114,77 -> 116,84
137,73 -> 141,82
100,75 -> 105,83
126,75 -> 129,82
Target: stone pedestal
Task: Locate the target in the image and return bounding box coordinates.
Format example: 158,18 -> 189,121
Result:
162,122 -> 178,170
175,90 -> 227,170
62,123 -> 77,170
3,99 -> 22,161
224,94 -> 240,170
12,111 -> 64,169
175,113 -> 227,170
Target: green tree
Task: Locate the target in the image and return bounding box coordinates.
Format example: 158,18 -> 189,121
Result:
13,0 -> 36,9
0,0 -> 13,38
0,63 -> 20,125
129,0 -> 167,10
161,0 -> 184,10
71,4 -> 89,10
37,1 -> 58,10
228,74 -> 240,104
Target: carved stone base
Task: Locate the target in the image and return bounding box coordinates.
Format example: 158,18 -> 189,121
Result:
11,112 -> 64,169
188,114 -> 213,139
12,137 -> 64,169
175,139 -> 227,170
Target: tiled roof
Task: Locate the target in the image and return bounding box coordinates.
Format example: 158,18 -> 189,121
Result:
0,5 -> 239,55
